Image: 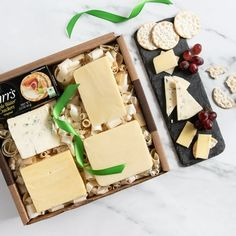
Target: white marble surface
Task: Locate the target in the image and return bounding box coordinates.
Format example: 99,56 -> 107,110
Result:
0,0 -> 236,235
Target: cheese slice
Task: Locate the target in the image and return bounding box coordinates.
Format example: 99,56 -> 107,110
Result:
153,50 -> 178,74
160,51 -> 179,74
194,134 -> 212,159
176,121 -> 197,148
176,81 -> 202,120
74,56 -> 126,126
7,104 -> 61,159
20,150 -> 87,212
84,121 -> 152,186
164,76 -> 190,116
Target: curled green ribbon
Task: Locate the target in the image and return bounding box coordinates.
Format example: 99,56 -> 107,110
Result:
53,84 -> 125,175
67,0 -> 172,38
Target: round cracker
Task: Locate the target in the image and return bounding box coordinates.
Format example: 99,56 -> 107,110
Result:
174,11 -> 200,39
137,22 -> 157,50
152,21 -> 179,50
212,88 -> 235,109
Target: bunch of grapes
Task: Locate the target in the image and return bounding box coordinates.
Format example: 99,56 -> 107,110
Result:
194,110 -> 217,130
179,44 -> 204,74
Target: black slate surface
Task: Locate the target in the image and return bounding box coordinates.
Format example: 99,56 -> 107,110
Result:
134,17 -> 225,166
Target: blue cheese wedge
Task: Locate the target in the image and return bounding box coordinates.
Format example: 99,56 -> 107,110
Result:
164,76 -> 190,116
84,121 -> 153,186
176,81 -> 202,120
7,104 -> 61,159
20,150 -> 87,212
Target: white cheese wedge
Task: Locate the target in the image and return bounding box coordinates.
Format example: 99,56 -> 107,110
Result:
176,121 -> 197,148
164,76 -> 190,116
84,121 -> 153,186
74,56 -> 126,126
160,51 -> 179,74
153,50 -> 178,74
7,104 -> 61,159
194,134 -> 212,159
20,150 -> 87,212
176,81 -> 202,120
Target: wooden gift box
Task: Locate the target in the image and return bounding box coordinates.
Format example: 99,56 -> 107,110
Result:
0,33 -> 169,225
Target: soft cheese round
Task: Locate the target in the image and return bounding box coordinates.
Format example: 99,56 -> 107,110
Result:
137,22 -> 158,50
212,88 -> 235,109
174,11 -> 200,39
152,21 -> 180,50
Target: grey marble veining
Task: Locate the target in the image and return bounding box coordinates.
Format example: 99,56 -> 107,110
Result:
0,0 -> 236,235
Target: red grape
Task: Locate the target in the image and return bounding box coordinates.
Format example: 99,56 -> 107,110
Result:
202,119 -> 213,130
183,50 -> 192,61
198,110 -> 208,121
191,56 -> 204,65
189,63 -> 198,74
191,44 -> 202,55
179,61 -> 190,70
209,111 -> 217,121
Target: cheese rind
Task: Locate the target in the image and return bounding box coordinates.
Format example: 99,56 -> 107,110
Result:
194,134 -> 212,159
164,76 -> 190,116
176,121 -> 197,148
176,81 -> 202,120
20,150 -> 87,212
153,50 -> 178,74
7,104 -> 61,159
84,121 -> 153,186
74,56 -> 126,126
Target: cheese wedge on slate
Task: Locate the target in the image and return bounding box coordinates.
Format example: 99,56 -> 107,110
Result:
160,51 -> 179,74
176,121 -> 197,148
84,120 -> 152,186
176,81 -> 202,120
7,104 -> 61,159
20,150 -> 87,212
164,76 -> 190,116
74,56 -> 126,126
194,134 -> 212,159
153,50 -> 178,74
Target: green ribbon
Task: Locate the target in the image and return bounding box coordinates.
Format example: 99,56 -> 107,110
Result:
67,0 -> 172,38
53,84 -> 125,175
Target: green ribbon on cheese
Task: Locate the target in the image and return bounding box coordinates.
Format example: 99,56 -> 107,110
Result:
53,84 -> 125,175
66,0 -> 172,38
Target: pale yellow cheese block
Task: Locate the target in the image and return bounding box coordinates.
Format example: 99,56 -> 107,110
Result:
194,134 -> 212,159
20,150 -> 87,212
176,121 -> 197,148
84,121 -> 153,186
160,51 -> 179,74
7,104 -> 61,159
153,50 -> 178,74
74,56 -> 126,126
164,76 -> 190,116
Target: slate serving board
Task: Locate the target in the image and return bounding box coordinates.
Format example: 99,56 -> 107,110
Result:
134,17 -> 225,166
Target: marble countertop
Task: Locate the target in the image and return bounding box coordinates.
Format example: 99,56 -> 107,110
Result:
0,0 -> 235,235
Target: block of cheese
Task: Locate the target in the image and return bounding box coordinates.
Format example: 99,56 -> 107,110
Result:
84,120 -> 152,186
7,104 -> 61,159
20,150 -> 87,212
194,134 -> 212,159
74,56 -> 126,126
176,80 -> 202,120
153,50 -> 178,74
176,121 -> 197,148
164,76 -> 190,116
160,51 -> 179,74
